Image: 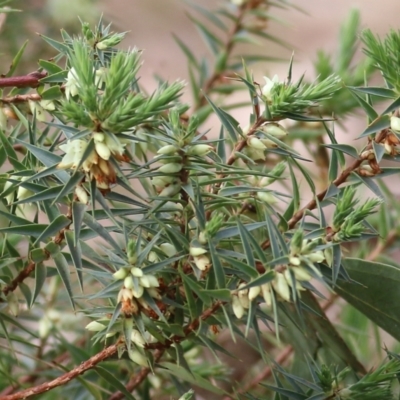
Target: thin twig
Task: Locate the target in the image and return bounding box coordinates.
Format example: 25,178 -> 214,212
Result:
2,344 -> 119,400
1,93 -> 41,104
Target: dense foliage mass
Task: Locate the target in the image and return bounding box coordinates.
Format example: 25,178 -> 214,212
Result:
1,1 -> 400,399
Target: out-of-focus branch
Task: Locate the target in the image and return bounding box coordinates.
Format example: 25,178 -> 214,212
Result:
0,71 -> 47,88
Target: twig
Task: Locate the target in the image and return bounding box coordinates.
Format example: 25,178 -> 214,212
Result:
1,261 -> 36,297
2,344 -> 119,400
109,349 -> 165,400
1,93 -> 41,104
0,71 -> 47,89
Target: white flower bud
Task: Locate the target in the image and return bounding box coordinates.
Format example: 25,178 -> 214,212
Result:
124,275 -> 135,289
140,275 -> 150,288
65,67 -> 80,99
248,136 -> 267,150
193,255 -> 210,271
95,141 -> 111,160
274,273 -> 290,301
238,283 -> 250,308
75,186 -> 89,204
117,287 -> 133,302
262,75 -> 279,102
148,251 -> 159,263
307,250 -> 325,263
262,123 -> 287,139
256,191 -> 278,204
93,132 -> 105,142
187,144 -> 213,156
159,243 -> 177,257
289,257 -> 301,266
261,283 -> 272,307
248,285 -> 261,301
132,284 -> 144,298
324,247 -> 333,267
130,267 -> 143,277
16,177 -> 33,201
113,268 -> 128,280
292,267 -> 312,281
146,274 -> 159,287
158,163 -> 183,174
131,329 -> 145,348
391,116 -> 400,132
85,321 -> 106,331
159,183 -> 182,197
190,246 -> 208,256
39,317 -> 52,339
157,144 -> 177,155
232,295 -> 244,319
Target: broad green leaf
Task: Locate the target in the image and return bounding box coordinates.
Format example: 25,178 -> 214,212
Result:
335,258 -> 400,342
323,144 -> 358,159
359,114 -> 390,138
30,263 -> 47,308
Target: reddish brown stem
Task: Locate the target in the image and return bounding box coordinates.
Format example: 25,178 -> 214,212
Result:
2,344 -> 118,400
0,71 -> 47,89
1,261 -> 36,297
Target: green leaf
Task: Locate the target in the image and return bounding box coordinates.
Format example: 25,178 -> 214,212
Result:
335,258 -> 400,342
0,224 -> 47,238
6,40 -> 28,77
359,114 -> 391,138
160,362 -> 225,395
33,215 -> 71,245
65,230 -> 83,291
199,289 -> 231,301
53,252 -> 75,309
38,59 -> 64,75
323,144 -> 359,159
94,366 -> 136,400
30,263 -> 47,308
40,85 -> 63,100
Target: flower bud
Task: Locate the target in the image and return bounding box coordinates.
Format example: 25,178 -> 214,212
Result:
248,136 -> 267,150
256,191 -> 278,204
391,116 -> 400,132
93,132 -> 105,142
292,267 -> 312,281
232,295 -> 244,319
146,274 -> 159,287
274,273 -> 290,301
238,283 -> 249,308
158,163 -> 183,174
113,268 -> 128,280
124,275 -> 135,289
307,250 -> 325,263
289,257 -> 301,266
159,182 -> 182,197
187,144 -> 213,156
39,317 -> 52,339
262,123 -> 287,139
132,284 -> 144,299
75,186 -> 89,204
262,75 -> 279,102
157,144 -> 177,155
261,283 -> 272,307
85,321 -> 106,331
160,243 -> 177,257
130,267 -> 143,277
193,255 -> 210,271
190,246 -> 208,257
95,141 -> 111,160
248,285 -> 261,301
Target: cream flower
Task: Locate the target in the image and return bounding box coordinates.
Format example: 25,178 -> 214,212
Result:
64,67 -> 80,100
262,75 -> 279,102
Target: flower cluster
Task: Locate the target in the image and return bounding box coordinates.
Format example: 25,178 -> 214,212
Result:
152,141 -> 213,197
58,132 -> 127,189
231,231 -> 325,318
113,266 -> 160,316
243,123 -> 287,161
